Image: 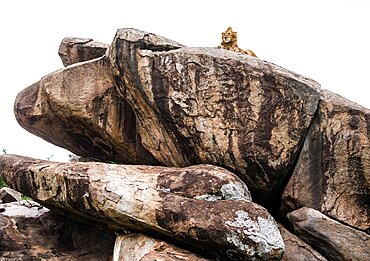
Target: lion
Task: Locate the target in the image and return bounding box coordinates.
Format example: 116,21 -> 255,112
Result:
220,27 -> 257,57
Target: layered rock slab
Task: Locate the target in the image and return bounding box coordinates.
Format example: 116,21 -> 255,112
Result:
114,233 -> 210,260
278,224 -> 327,261
58,37 -> 108,67
287,207 -> 370,261
0,154 -> 284,260
14,56 -> 158,165
0,200 -> 115,260
282,90 -> 370,232
108,28 -> 321,201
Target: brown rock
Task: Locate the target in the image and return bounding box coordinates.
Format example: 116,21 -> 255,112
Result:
14,28 -> 320,204
58,37 -> 108,66
0,154 -> 284,260
278,224 -> 327,261
113,233 -> 211,260
14,56 -> 158,165
108,28 -> 321,202
282,90 -> 370,232
0,187 -> 21,203
0,200 -> 114,260
287,207 -> 370,261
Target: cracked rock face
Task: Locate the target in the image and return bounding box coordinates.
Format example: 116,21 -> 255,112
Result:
282,90 -> 370,233
0,154 -> 284,260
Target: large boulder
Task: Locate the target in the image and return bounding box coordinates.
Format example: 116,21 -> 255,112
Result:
108,28 -> 320,202
282,90 -> 370,232
14,56 -> 158,165
0,200 -> 115,260
113,233 -> 210,260
287,207 -> 370,261
58,37 -> 108,66
0,154 -> 284,260
14,28 -> 320,203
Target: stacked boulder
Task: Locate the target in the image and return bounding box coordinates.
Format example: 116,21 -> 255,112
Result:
0,28 -> 369,260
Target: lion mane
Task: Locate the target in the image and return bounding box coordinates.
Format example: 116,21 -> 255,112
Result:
220,27 -> 257,57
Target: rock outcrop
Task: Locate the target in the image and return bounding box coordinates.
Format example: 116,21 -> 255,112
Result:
288,207 -> 370,261
58,37 -> 108,67
282,90 -> 370,232
3,27 -> 370,260
108,29 -> 321,203
0,154 -> 284,260
0,200 -> 115,260
15,28 -> 321,205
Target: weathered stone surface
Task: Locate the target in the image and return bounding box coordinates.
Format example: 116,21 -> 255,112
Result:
113,233 -> 210,260
14,56 -> 158,165
287,207 -> 370,261
0,200 -> 115,260
108,28 -> 321,202
0,154 -> 284,260
282,90 -> 370,232
0,187 -> 21,203
278,224 -> 327,261
15,28 -> 320,204
58,37 -> 108,66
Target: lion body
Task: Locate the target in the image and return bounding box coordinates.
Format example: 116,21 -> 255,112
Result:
220,27 -> 257,57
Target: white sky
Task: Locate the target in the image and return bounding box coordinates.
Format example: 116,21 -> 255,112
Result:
1,0 -> 369,162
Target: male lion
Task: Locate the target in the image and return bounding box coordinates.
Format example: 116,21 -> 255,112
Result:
220,27 -> 257,57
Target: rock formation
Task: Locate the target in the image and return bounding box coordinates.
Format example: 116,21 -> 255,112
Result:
0,154 -> 284,260
282,90 -> 370,233
15,28 -> 321,206
14,56 -> 158,165
2,27 -> 369,260
58,37 -> 108,67
278,224 -> 327,261
288,207 -> 370,261
0,196 -> 115,260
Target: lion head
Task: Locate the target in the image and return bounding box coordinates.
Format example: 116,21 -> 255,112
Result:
221,27 -> 238,46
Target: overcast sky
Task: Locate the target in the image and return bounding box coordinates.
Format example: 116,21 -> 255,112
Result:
1,0 -> 369,162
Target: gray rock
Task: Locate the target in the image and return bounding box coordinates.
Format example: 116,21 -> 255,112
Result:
0,187 -> 21,203
282,90 -> 370,232
0,154 -> 284,260
287,207 -> 370,261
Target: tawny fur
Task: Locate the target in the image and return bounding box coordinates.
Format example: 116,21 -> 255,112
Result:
220,27 -> 257,57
